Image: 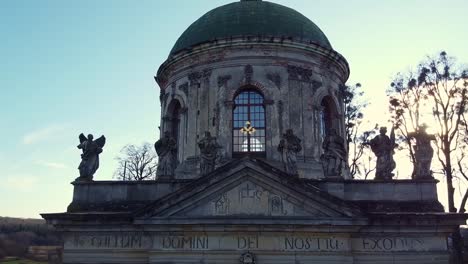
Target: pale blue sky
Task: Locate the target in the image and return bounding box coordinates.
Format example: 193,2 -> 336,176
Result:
1,0 -> 467,218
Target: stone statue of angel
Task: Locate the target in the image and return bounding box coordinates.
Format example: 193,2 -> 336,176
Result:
76,133 -> 106,181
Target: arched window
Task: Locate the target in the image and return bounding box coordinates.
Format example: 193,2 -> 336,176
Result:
320,96 -> 335,139
166,99 -> 182,158
171,101 -> 181,144
233,90 -> 266,156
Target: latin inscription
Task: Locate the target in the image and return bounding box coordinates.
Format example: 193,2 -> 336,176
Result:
361,237 -> 424,251
69,233 -> 441,252
284,236 -> 343,251
237,235 -> 258,249
73,234 -> 151,249
161,236 -> 208,250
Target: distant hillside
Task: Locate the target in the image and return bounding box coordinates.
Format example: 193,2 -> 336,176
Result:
0,216 -> 45,226
0,216 -> 61,260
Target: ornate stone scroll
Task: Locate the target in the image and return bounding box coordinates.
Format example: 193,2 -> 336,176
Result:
287,65 -> 312,81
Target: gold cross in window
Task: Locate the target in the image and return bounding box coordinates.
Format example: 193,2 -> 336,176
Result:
240,121 -> 256,135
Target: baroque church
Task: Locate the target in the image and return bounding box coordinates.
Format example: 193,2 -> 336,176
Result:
42,0 -> 467,263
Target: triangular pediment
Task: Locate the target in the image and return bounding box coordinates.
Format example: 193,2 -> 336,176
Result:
136,158 -> 363,221
177,178 -> 324,217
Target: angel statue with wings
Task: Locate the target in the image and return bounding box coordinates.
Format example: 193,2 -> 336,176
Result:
76,133 -> 106,181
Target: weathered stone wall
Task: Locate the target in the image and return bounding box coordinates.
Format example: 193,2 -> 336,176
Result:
157,38 -> 349,180
62,230 -> 450,264
67,180 -> 439,210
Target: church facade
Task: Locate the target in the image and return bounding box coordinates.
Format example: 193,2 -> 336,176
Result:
43,1 -> 467,263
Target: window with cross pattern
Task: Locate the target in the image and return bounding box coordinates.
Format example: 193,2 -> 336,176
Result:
233,89 -> 266,156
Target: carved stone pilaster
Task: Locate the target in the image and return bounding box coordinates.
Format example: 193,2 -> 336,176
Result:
159,89 -> 164,102
162,93 -> 170,108
217,75 -> 232,88
179,83 -> 189,97
214,103 -> 220,127
287,65 -> 313,81
162,115 -> 172,122
202,68 -> 212,81
266,72 -> 281,88
188,72 -> 201,86
244,65 -> 253,83
277,100 -> 284,134
171,82 -> 176,98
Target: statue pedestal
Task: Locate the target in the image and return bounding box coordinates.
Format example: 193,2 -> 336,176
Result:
156,175 -> 175,181
325,175 -> 344,180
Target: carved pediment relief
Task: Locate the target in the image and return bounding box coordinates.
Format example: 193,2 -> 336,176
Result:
138,158 -> 362,220
184,180 -> 311,217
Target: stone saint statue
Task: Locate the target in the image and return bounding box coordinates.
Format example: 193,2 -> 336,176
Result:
198,131 -> 222,175
321,128 -> 347,176
408,124 -> 436,180
278,129 -> 302,175
77,133 -> 106,181
154,131 -> 177,178
370,126 -> 397,180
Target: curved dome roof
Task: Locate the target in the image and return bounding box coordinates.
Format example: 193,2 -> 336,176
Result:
170,0 -> 332,56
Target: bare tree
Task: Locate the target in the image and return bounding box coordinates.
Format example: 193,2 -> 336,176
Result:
341,83 -> 374,178
426,52 -> 468,264
348,126 -> 378,179
388,71 -> 427,178
387,51 -> 468,263
341,83 -> 366,152
114,143 -> 158,181
457,122 -> 468,213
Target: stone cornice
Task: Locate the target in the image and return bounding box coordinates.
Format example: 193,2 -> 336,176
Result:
156,36 -> 350,88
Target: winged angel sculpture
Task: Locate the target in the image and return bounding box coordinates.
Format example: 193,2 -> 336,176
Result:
76,133 -> 106,181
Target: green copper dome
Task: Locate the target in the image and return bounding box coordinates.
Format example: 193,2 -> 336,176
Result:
170,0 -> 332,55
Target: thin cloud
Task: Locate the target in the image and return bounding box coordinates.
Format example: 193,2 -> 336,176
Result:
5,176 -> 37,192
37,160 -> 68,169
22,124 -> 67,145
